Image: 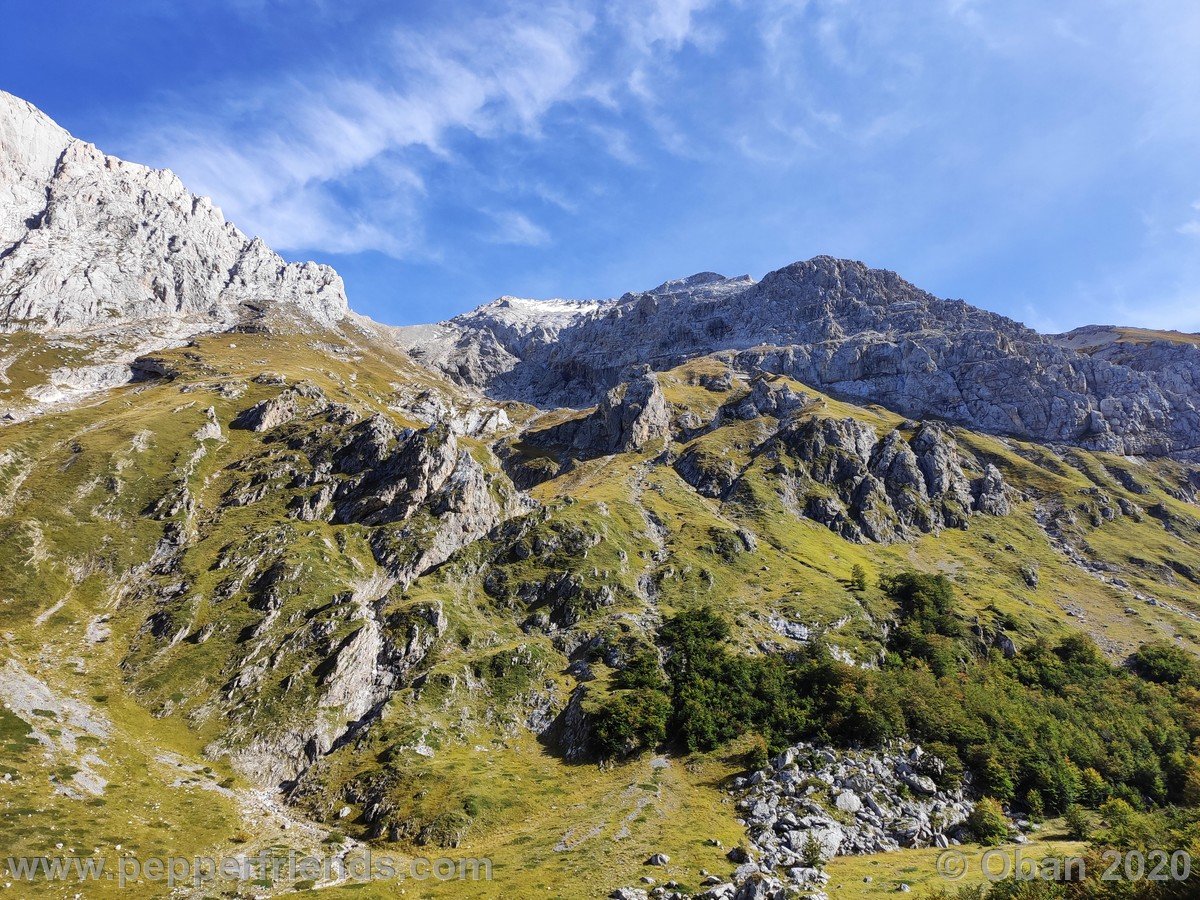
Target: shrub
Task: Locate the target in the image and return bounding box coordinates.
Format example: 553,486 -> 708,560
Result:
1182,754 -> 1200,807
613,645 -> 667,691
1131,642 -> 1197,685
1025,789 -> 1045,822
967,797 -> 1009,845
799,832 -> 826,868
973,755 -> 1016,804
743,734 -> 769,771
1064,804 -> 1092,841
590,689 -> 670,759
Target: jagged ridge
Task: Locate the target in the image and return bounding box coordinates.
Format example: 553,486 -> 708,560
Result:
0,90 -> 348,336
393,259 -> 1200,459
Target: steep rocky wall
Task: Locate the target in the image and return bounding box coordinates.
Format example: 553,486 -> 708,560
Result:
0,91 -> 348,336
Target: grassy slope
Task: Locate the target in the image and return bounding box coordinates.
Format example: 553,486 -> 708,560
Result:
1,339 -> 1197,898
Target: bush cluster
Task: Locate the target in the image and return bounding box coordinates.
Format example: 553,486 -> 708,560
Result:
588,572 -> 1200,819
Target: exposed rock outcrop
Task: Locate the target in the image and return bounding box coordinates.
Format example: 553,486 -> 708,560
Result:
730,376 -> 812,421
676,417 -> 1012,543
231,382 -> 326,432
725,742 -> 979,897
0,91 -> 349,337
527,372 -> 671,457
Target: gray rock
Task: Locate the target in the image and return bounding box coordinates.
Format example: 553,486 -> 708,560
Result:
528,371 -> 671,458
725,740 -> 986,897
686,415 -> 1013,544
732,376 -> 812,420
834,791 -> 862,813
733,875 -> 785,900
392,256 -> 1200,460
995,631 -> 1018,658
902,772 -> 937,795
0,92 -> 348,337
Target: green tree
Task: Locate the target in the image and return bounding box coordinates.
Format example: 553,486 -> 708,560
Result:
613,645 -> 666,691
800,833 -> 826,868
849,564 -> 869,592
883,571 -> 960,637
1099,798 -> 1137,832
1064,804 -> 1092,841
1025,789 -> 1045,823
1131,641 -> 1198,685
1080,767 -> 1107,808
590,689 -> 670,759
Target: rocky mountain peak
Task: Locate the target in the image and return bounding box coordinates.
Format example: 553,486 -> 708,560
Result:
394,255 -> 1200,459
0,90 -> 349,337
0,91 -> 73,247
645,271 -> 750,296
3,88 -> 1198,462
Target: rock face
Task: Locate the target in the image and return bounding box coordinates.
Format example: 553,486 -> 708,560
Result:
394,295 -> 605,388
145,387 -> 529,789
527,371 -> 672,457
5,90 -> 1197,461
287,408 -> 526,584
730,376 -> 813,421
230,382 -> 326,432
676,416 -> 1011,543
315,594 -> 447,743
394,258 -> 1200,458
0,91 -> 348,337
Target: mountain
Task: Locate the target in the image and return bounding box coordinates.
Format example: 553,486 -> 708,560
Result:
0,90 -> 348,335
392,262 -> 1200,459
2,92 -> 1200,900
0,89 -> 351,418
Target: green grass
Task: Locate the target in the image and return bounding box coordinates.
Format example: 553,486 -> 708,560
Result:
824,832 -> 1089,898
2,340 -> 1200,898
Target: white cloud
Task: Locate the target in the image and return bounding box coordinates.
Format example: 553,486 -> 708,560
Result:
121,0 -> 1200,345
608,0 -> 715,52
484,210 -> 552,247
132,4 -> 596,256
128,0 -> 719,259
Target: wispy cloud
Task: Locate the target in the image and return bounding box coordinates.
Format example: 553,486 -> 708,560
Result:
483,210 -> 552,246
1179,201 -> 1200,237
132,5 -> 593,254
105,0 -> 1200,332
609,0 -> 716,52
129,0 -> 715,258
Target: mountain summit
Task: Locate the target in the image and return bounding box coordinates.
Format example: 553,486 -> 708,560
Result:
3,91 -> 1199,461
394,256 -> 1200,458
0,90 -> 348,338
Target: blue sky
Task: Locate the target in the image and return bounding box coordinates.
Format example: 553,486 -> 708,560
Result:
3,1 -> 1200,330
